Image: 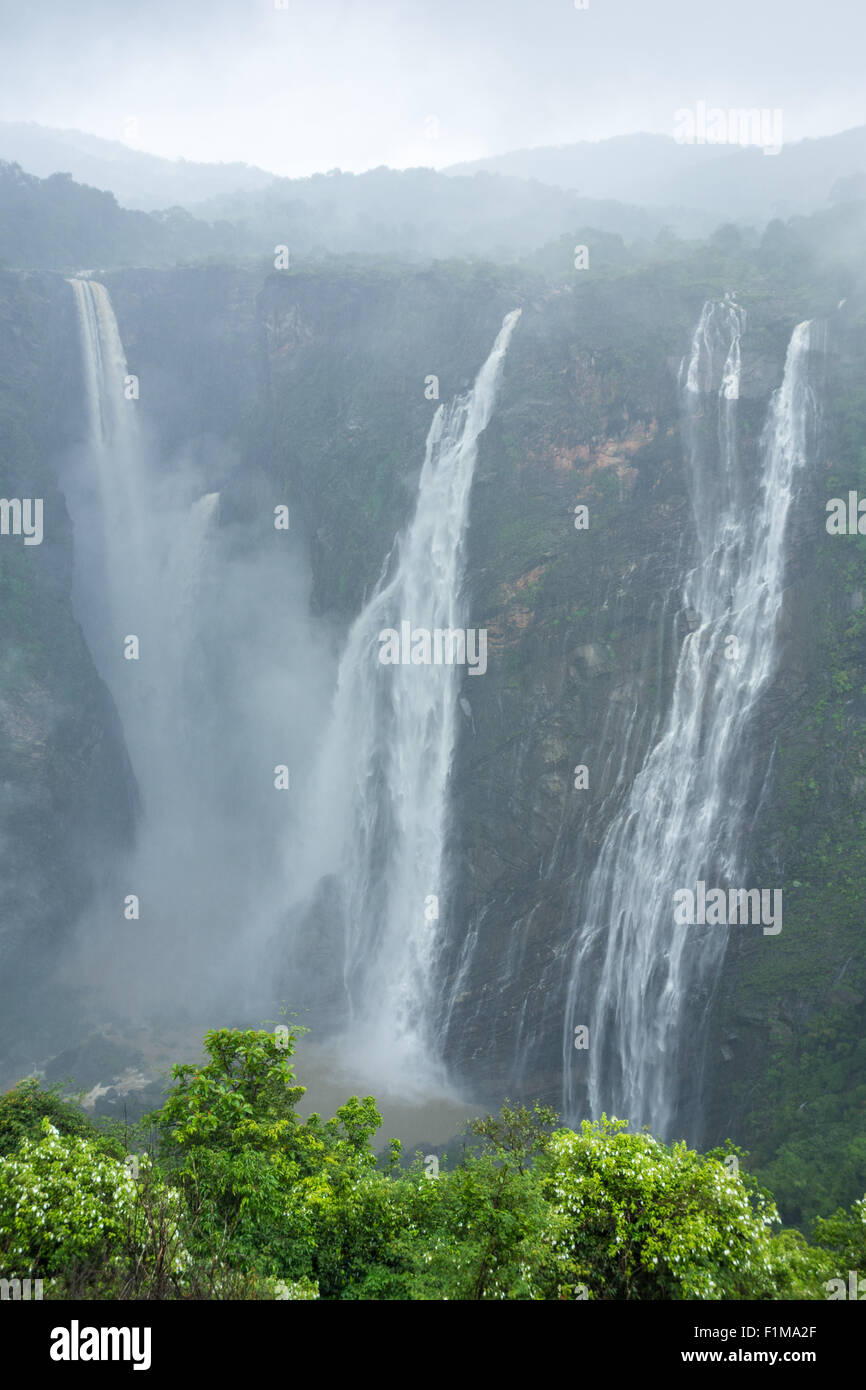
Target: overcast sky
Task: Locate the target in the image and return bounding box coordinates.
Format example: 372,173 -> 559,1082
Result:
0,0 -> 862,176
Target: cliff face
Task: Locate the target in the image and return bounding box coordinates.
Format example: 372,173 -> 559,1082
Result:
2,258 -> 865,1222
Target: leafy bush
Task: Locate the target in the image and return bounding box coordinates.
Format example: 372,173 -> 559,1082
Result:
538,1115 -> 831,1299
0,1118 -> 184,1283
0,1034 -> 850,1300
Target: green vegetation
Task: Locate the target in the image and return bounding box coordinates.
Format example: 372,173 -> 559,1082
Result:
0,162 -> 231,270
0,1028 -> 856,1301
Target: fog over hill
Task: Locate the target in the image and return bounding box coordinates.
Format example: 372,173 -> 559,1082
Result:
0,120 -> 277,211
447,125 -> 866,224
4,121 -> 866,250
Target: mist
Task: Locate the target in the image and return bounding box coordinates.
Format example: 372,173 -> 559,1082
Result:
0,0 -> 863,175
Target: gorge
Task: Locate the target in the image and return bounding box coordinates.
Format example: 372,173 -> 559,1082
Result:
0,189 -> 865,1232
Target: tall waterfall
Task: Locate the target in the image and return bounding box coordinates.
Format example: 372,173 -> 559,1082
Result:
63,277 -> 272,1012
289,309 -> 521,1090
67,278 -> 151,705
66,278 -> 221,818
562,300 -> 816,1138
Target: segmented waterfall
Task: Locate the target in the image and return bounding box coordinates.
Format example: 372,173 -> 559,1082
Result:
291,309 -> 521,1088
562,300 -> 816,1137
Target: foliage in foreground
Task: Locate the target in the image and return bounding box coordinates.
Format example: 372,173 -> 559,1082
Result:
0,1028 -> 857,1300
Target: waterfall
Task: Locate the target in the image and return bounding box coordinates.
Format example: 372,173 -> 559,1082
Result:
64,274 -> 515,1049
562,300 -> 817,1138
289,308 -> 521,1090
66,277 -> 220,807
63,277 -> 261,1013
66,278 -> 151,701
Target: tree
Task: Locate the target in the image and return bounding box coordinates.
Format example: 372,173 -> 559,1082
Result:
813,1194 -> 866,1268
538,1115 -> 830,1299
0,1077 -> 115,1157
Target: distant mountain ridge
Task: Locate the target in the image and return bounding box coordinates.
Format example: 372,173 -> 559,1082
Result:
5,121 -> 866,233
4,121 -> 866,272
446,126 -> 866,224
0,121 -> 277,211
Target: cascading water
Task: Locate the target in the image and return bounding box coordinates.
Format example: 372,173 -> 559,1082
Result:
66,278 -> 221,827
288,309 -> 521,1091
63,278 -> 274,1013
562,300 -> 817,1138
64,277 -> 516,1070
66,279 -> 151,700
